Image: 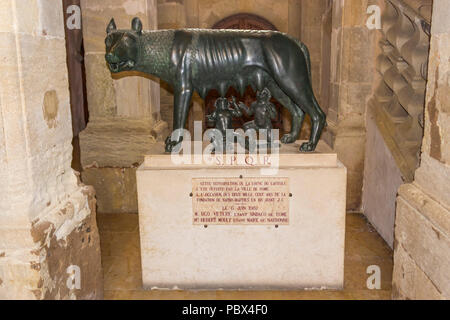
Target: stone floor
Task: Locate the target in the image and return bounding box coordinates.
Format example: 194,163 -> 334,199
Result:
98,212 -> 393,300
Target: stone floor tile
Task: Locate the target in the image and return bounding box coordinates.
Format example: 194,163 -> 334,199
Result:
98,212 -> 394,300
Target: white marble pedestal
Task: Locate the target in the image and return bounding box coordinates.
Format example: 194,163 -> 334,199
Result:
136,141 -> 347,290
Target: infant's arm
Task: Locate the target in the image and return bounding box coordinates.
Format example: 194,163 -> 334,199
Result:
242,102 -> 255,116
231,107 -> 243,118
236,102 -> 252,116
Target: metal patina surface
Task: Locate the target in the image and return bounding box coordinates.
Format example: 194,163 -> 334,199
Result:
105,18 -> 326,152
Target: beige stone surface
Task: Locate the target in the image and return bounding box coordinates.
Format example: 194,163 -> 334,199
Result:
99,212 -> 393,299
84,54 -> 117,119
27,185 -> 103,299
81,0 -> 160,120
393,183 -> 450,299
158,1 -> 186,29
196,0 -> 289,32
82,167 -> 139,214
362,109 -> 403,248
422,32 -> 450,168
0,0 -> 103,299
81,0 -> 157,53
328,0 -> 379,211
414,154 -> 450,210
393,1 -> 450,300
0,0 -> 64,36
80,119 -> 164,167
300,0 -> 328,101
114,73 -> 160,119
136,143 -> 347,289
0,0 -> 14,33
427,0 -> 444,31
333,120 -> 366,211
392,242 -> 442,300
79,119 -> 166,214
80,0 -> 162,215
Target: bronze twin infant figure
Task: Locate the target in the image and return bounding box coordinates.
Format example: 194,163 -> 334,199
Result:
206,89 -> 278,151
104,17 -> 326,152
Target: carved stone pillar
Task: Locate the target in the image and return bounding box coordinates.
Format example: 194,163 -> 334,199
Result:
363,0 -> 432,247
393,0 -> 450,299
326,0 -> 378,210
0,0 -> 102,299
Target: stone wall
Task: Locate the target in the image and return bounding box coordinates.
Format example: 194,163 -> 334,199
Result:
362,0 -> 432,247
363,109 -> 404,248
79,0 -> 165,214
325,0 -> 378,211
158,0 -> 304,34
0,0 -> 102,299
300,0 -> 330,107
393,0 -> 450,299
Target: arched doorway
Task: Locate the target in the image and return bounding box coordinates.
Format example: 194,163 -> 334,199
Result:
204,13 -> 284,131
212,13 -> 277,30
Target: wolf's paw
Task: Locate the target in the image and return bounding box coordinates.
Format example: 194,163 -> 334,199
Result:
299,141 -> 315,152
165,136 -> 183,153
281,134 -> 296,144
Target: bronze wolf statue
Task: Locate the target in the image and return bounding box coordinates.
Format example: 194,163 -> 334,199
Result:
105,17 -> 326,152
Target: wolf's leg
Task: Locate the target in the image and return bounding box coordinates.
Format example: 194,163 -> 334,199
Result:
165,54 -> 194,152
266,80 -> 304,144
268,62 -> 325,151
280,82 -> 325,152
298,86 -> 326,152
165,87 -> 193,153
264,40 -> 326,151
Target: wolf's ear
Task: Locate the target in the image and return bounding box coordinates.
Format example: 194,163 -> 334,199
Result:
131,17 -> 143,34
107,18 -> 117,34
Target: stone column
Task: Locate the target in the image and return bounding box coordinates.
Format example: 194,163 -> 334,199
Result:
0,0 -> 102,299
326,0 -> 378,210
300,0 -> 328,103
79,0 -> 165,214
185,0 -> 200,28
392,0 -> 450,299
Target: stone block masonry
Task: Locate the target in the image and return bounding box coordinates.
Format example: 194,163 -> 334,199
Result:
0,0 -> 102,299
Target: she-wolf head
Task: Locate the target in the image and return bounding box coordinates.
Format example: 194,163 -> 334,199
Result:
104,17 -> 143,73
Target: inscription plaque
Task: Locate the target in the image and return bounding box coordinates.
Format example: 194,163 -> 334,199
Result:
192,177 -> 290,225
